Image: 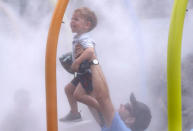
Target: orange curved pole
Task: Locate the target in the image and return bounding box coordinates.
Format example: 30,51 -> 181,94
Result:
45,0 -> 69,131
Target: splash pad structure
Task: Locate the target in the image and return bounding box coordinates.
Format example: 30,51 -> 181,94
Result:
45,0 -> 190,131
167,0 -> 188,131
45,0 -> 69,130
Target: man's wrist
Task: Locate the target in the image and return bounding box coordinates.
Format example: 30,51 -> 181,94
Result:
89,59 -> 99,65
89,54 -> 97,62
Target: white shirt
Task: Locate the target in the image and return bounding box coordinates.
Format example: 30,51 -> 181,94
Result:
72,32 -> 95,61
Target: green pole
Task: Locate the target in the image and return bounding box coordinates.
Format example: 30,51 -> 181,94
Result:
167,0 -> 188,131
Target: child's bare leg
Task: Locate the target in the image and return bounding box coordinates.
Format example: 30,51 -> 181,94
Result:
65,83 -> 78,113
73,83 -> 100,111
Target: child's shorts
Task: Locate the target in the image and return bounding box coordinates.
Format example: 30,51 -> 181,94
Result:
71,72 -> 93,94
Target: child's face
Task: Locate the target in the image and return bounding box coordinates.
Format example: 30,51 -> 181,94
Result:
70,12 -> 89,34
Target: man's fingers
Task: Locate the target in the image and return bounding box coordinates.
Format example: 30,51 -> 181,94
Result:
76,48 -> 83,53
75,44 -> 84,58
75,49 -> 83,57
75,49 -> 84,58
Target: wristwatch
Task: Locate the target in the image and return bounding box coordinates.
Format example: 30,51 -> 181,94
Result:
90,59 -> 99,65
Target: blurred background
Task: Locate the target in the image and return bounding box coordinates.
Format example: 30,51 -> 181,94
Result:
0,0 -> 193,131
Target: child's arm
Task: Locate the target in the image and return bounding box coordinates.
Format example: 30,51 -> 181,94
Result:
71,47 -> 94,72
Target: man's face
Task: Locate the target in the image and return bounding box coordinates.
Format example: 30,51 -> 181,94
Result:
119,103 -> 135,127
70,12 -> 88,34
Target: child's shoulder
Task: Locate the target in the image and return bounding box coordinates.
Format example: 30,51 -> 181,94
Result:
79,32 -> 92,40
79,33 -> 95,46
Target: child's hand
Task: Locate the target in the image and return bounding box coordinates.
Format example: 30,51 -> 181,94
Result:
71,60 -> 80,72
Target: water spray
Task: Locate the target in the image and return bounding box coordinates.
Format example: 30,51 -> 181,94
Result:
45,0 -> 190,131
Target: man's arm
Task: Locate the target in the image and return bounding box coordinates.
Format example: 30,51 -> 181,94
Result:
88,106 -> 105,127
73,45 -> 115,127
71,47 -> 94,72
90,64 -> 115,127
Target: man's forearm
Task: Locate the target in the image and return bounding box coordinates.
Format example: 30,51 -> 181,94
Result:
88,106 -> 104,127
90,64 -> 115,127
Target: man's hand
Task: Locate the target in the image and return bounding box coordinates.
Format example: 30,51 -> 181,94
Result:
75,44 -> 84,58
72,44 -> 84,72
71,60 -> 80,72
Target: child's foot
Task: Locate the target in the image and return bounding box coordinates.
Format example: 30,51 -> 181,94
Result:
59,111 -> 82,122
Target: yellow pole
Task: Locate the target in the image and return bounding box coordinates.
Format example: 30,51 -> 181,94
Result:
45,0 -> 69,131
167,0 -> 188,131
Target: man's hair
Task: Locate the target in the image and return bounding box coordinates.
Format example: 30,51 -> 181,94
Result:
129,93 -> 152,131
75,7 -> 97,32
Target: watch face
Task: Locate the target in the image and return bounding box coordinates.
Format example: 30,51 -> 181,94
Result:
93,59 -> 99,64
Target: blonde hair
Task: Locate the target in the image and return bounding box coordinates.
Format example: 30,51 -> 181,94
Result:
75,7 -> 97,32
